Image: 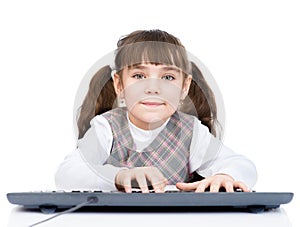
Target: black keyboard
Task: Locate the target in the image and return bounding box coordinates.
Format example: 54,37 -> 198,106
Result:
7,189 -> 293,214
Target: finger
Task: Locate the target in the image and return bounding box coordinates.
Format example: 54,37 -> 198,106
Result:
116,170 -> 132,193
176,181 -> 201,191
135,172 -> 149,193
163,177 -> 169,185
146,170 -> 167,193
195,180 -> 209,192
151,177 -> 168,193
123,174 -> 132,193
210,181 -> 221,192
223,181 -> 234,192
151,182 -> 164,193
233,181 -> 250,192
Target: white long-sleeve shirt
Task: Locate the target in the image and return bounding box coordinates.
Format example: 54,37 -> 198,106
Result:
55,114 -> 257,191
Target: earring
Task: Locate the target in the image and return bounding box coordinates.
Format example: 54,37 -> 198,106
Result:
179,99 -> 184,106
119,98 -> 126,107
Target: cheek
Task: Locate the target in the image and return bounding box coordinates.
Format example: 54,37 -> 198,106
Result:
160,83 -> 182,109
123,83 -> 145,109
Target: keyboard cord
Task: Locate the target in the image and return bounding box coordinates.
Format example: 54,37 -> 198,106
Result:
28,197 -> 98,227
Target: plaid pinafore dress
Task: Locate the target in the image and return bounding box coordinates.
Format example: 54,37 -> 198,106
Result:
103,107 -> 194,184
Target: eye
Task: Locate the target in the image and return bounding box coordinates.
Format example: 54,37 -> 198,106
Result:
162,74 -> 175,81
132,74 -> 146,79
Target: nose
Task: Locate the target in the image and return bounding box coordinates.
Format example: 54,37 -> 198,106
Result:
144,79 -> 161,95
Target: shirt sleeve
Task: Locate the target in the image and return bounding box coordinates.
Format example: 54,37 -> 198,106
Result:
189,119 -> 257,189
54,115 -> 126,191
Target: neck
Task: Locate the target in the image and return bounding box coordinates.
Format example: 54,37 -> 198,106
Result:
128,114 -> 169,130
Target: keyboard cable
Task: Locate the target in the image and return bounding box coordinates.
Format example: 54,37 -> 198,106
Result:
28,196 -> 98,227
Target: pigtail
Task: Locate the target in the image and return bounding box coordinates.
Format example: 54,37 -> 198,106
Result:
185,61 -> 219,137
77,65 -> 117,139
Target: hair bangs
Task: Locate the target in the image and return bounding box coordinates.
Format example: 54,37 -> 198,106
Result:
115,41 -> 190,74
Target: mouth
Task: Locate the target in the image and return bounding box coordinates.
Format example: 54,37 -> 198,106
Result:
140,100 -> 165,107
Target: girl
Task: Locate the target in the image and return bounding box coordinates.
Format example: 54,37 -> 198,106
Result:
55,29 -> 257,193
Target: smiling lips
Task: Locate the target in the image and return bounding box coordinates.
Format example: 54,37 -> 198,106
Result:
141,101 -> 165,107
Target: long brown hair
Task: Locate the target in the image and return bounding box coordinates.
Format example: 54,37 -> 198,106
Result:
77,29 -> 219,139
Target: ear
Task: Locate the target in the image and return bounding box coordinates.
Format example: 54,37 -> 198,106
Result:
113,73 -> 124,98
181,75 -> 192,100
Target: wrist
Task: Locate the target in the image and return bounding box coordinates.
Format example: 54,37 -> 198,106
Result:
214,173 -> 234,181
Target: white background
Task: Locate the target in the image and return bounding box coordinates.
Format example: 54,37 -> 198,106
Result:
0,0 -> 299,226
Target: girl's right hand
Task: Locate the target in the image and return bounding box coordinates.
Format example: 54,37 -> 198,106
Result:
115,167 -> 168,193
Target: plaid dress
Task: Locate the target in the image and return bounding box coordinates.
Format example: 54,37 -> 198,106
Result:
103,107 -> 194,184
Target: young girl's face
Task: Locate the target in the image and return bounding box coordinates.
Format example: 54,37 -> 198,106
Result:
113,63 -> 192,130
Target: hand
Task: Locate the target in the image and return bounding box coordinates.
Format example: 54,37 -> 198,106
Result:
176,174 -> 250,192
115,167 -> 168,193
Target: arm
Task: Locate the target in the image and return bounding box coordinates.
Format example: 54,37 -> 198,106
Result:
55,115 -> 126,191
55,114 -> 168,193
177,119 -> 257,192
54,149 -> 123,191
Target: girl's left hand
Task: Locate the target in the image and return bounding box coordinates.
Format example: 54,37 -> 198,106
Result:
176,174 -> 250,192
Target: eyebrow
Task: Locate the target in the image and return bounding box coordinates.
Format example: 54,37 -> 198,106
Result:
129,64 -> 181,73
